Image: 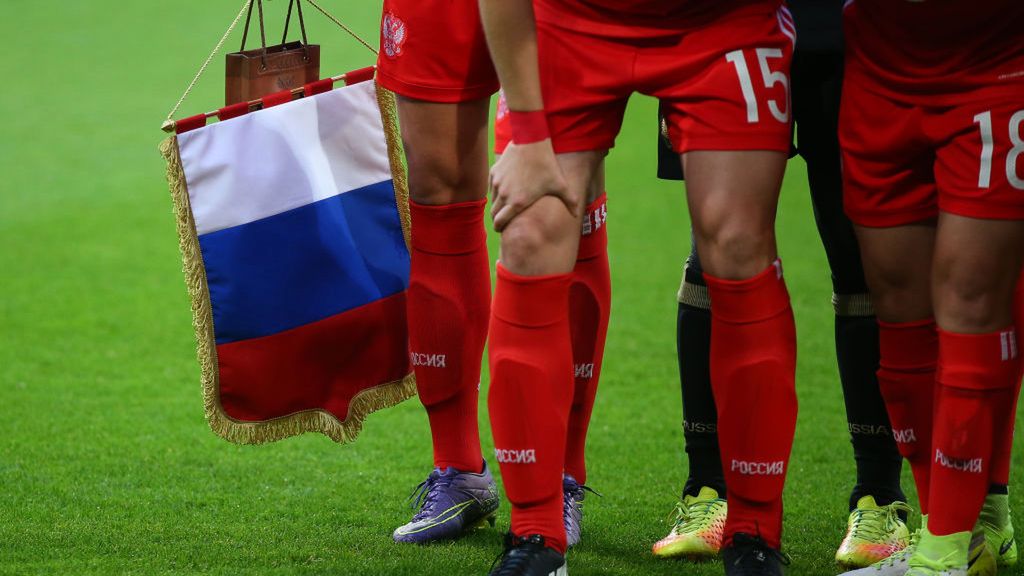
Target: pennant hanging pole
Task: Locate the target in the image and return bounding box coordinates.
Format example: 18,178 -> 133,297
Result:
161,67 -> 376,133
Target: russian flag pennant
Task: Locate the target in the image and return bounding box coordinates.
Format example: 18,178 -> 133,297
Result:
159,72 -> 416,444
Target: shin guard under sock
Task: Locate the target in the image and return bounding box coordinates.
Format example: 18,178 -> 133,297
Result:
705,261 -> 798,549
677,265 -> 726,497
564,195 -> 611,485
488,265 -> 573,553
408,200 -> 490,473
834,303 -> 906,510
928,328 -> 1021,536
877,319 -> 938,515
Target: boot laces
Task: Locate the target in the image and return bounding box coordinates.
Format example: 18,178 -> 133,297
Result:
670,496 -> 725,534
563,481 -> 601,517
849,501 -> 912,542
407,470 -> 456,521
875,526 -> 920,568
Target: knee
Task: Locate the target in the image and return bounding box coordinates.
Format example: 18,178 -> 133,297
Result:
934,260 -> 1014,331
873,289 -> 928,324
500,214 -> 558,271
866,265 -> 931,322
499,205 -> 577,275
697,225 -> 776,280
936,280 -> 1000,330
405,148 -> 487,205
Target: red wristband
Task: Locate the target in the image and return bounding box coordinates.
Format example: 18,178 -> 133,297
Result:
509,110 -> 550,144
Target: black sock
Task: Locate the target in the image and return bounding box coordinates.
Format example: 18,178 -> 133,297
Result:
835,310 -> 906,512
989,484 -> 1009,495
794,47 -> 907,516
677,297 -> 725,498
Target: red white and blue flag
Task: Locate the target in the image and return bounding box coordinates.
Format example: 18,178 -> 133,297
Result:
162,74 -> 415,444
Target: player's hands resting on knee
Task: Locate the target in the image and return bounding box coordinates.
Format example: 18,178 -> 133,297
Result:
489,140 -> 575,232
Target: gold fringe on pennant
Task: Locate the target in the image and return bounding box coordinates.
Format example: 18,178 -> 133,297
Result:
376,83 -> 412,250
159,130 -> 417,445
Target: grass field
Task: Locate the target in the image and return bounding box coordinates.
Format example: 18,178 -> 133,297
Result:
2,2 -> 1022,575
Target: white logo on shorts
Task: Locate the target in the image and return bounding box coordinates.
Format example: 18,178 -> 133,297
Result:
382,12 -> 407,59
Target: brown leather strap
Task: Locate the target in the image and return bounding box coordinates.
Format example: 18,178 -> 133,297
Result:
240,0 -> 269,68
240,0 -> 254,49
282,0 -> 310,48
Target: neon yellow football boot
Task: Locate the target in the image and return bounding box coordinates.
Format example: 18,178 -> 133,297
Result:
966,524 -> 999,576
976,493 -> 1017,567
836,496 -> 913,569
838,516 -> 924,576
652,486 -> 727,560
905,527 -> 995,576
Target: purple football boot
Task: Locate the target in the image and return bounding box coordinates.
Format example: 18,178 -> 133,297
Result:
393,461 -> 499,544
563,473 -> 599,548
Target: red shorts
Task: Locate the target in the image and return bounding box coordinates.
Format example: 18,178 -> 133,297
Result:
376,0 -> 499,103
840,76 -> 1024,227
535,6 -> 795,154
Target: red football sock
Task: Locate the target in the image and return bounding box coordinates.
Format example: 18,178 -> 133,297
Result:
993,272 -> 1024,485
1016,269 -> 1024,373
705,261 -> 797,550
877,319 -> 937,515
929,328 -> 1021,536
1018,270 -> 1024,382
488,265 -> 574,554
565,194 -> 610,485
407,200 -> 490,473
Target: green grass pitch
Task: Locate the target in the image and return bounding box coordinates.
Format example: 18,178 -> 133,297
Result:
1,2 -> 1021,575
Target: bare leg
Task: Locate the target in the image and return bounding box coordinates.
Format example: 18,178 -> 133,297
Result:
398,97 -> 491,205
932,215 -> 1024,333
856,224 -> 935,324
684,151 -> 786,279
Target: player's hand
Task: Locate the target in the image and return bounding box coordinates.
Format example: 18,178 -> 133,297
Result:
489,139 -> 574,232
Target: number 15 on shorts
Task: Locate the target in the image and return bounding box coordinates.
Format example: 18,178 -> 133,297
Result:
726,48 -> 790,124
